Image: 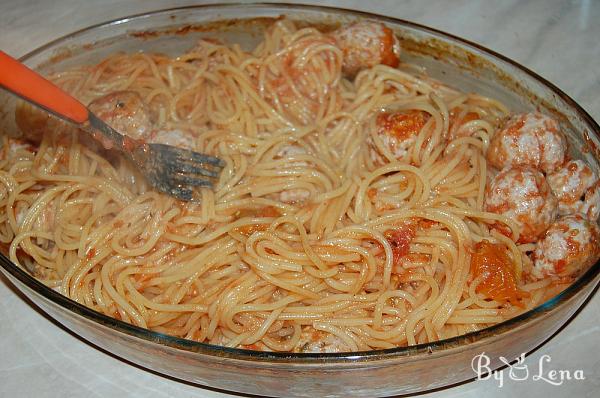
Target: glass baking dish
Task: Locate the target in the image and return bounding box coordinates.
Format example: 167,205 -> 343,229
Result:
0,3 -> 598,397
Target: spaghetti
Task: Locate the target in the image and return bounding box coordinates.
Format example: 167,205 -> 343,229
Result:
0,19 -> 596,352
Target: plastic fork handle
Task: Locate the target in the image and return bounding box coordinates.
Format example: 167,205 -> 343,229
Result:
0,50 -> 88,124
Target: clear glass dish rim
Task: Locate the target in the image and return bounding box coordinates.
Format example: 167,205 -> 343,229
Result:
1,2 -> 598,364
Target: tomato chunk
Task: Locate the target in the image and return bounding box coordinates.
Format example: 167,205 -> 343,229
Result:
385,224 -> 416,265
470,241 -> 529,307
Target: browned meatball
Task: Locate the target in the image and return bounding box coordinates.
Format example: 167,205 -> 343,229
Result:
486,112 -> 567,173
14,102 -> 102,152
368,110 -> 428,163
149,129 -> 196,150
581,180 -> 600,221
332,21 -> 401,77
533,214 -> 600,278
547,160 -> 598,215
88,91 -> 154,140
484,166 -> 558,243
14,102 -> 62,144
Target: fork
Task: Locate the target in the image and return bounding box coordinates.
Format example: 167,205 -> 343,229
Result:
0,50 -> 224,201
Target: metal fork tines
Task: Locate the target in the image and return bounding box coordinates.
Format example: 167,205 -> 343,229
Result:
136,143 -> 225,201
0,50 -> 224,201
88,112 -> 224,201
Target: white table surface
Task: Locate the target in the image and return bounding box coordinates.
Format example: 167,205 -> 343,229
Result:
0,1 -> 598,397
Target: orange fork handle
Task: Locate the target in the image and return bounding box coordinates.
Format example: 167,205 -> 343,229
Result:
0,50 -> 88,124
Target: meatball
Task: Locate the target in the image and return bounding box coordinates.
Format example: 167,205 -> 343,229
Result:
262,32 -> 341,126
486,112 -> 567,173
150,129 -> 196,150
332,21 -> 401,77
581,181 -> 600,221
15,102 -> 63,144
369,110 -> 427,163
547,160 -> 597,215
484,166 -> 558,243
533,214 -> 600,278
88,91 -> 154,140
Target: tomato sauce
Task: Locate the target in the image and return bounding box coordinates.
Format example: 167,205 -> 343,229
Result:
385,224 -> 416,265
234,206 -> 280,236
